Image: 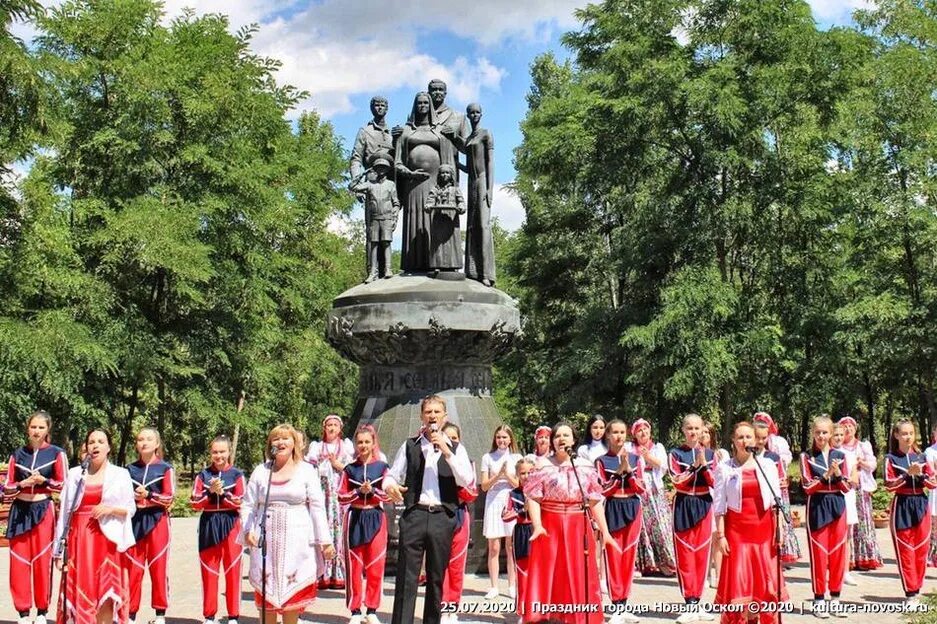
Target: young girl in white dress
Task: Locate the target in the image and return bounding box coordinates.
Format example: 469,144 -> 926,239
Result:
480,425 -> 522,600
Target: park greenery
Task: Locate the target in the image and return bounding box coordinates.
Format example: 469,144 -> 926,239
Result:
1,0 -> 937,471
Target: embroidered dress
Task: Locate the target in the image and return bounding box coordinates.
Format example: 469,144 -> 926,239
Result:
924,441 -> 937,566
840,439 -> 883,569
523,458 -> 604,624
240,461 -> 331,613
765,435 -> 801,563
305,437 -> 353,585
627,441 -> 677,575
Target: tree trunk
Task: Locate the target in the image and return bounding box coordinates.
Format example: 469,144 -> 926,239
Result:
231,389 -> 245,464
117,383 -> 139,465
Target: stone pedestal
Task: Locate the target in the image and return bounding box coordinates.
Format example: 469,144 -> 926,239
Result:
326,274 -> 520,573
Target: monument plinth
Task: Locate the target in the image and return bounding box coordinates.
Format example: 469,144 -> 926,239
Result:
327,274 -> 520,570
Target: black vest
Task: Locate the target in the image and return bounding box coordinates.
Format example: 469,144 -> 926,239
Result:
403,436 -> 460,514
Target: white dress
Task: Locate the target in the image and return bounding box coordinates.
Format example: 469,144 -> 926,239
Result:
576,440 -> 608,463
481,449 -> 522,538
240,461 -> 331,610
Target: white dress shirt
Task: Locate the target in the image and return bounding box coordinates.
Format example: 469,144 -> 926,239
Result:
385,433 -> 474,505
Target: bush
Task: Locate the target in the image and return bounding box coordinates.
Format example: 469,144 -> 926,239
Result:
904,592 -> 937,623
871,486 -> 891,512
170,477 -> 197,518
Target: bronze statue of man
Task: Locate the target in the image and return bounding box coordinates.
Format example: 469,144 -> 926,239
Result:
427,79 -> 467,179
350,96 -> 394,278
461,103 -> 495,286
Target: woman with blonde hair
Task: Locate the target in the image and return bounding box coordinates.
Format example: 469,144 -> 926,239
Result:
125,427 -> 175,624
242,424 -> 335,624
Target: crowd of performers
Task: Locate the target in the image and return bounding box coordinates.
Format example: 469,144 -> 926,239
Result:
3,406 -> 937,624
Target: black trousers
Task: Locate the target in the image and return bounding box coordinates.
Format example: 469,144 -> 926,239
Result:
391,507 -> 456,624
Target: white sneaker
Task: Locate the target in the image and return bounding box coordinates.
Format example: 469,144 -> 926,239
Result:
36,616 -> 47,624
829,600 -> 848,618
621,610 -> 641,623
508,586 -> 516,599
843,572 -> 858,586
907,597 -> 922,610
154,617 -> 166,624
484,587 -> 500,600
348,616 -> 363,624
813,601 -> 830,619
695,606 -> 714,621
227,619 -> 238,624
17,617 -> 30,624
203,619 -> 215,624
676,610 -> 698,624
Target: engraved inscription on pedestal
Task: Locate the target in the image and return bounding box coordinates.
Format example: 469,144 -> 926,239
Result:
361,365 -> 493,397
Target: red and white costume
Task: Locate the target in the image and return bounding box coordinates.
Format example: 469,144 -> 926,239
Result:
3,443 -> 67,615
522,457 -> 604,624
713,457 -> 788,623
800,448 -> 850,598
54,463 -> 136,624
885,451 -> 937,597
240,461 -> 331,613
337,457 -> 390,615
443,464 -> 479,605
190,465 -> 245,620
125,459 -> 175,616
595,451 -> 645,608
669,445 -> 718,603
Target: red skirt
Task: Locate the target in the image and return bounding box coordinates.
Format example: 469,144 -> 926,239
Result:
524,501 -> 603,624
715,470 -> 787,624
58,485 -> 129,624
253,584 -> 318,614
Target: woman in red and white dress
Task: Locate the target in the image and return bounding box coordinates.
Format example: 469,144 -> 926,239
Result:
242,424 -> 336,624
713,422 -> 788,624
3,411 -> 68,624
884,420 -> 937,609
753,412 -> 800,565
523,422 -> 615,624
54,429 -> 136,624
305,415 -> 354,590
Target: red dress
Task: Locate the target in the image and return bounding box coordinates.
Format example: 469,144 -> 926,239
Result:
522,460 -> 604,624
715,468 -> 788,624
59,484 -> 130,624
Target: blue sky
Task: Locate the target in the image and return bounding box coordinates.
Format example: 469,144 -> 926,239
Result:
11,0 -> 868,231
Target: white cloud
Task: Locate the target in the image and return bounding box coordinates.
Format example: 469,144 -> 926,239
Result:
492,183 -> 525,232
807,0 -> 872,22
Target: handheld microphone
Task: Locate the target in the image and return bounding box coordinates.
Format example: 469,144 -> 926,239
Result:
80,454 -> 91,471
429,423 -> 439,451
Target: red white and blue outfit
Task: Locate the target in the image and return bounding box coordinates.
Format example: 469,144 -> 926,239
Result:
443,464 -> 478,607
337,457 -> 390,616
190,465 -> 245,621
800,448 -> 850,599
669,445 -> 717,604
502,486 -> 531,618
125,459 -> 175,617
595,451 -> 645,609
3,443 -> 68,616
885,451 -> 937,598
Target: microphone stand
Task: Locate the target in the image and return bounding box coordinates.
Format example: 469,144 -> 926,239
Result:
567,449 -> 599,615
59,460 -> 89,623
750,449 -> 790,624
258,456 -> 276,624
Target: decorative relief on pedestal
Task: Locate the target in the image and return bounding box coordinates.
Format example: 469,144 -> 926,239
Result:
327,314 -> 518,366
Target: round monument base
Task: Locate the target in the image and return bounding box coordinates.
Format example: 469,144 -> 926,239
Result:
327,274 -> 521,574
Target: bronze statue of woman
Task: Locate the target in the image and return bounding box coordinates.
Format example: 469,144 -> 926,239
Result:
461,103 -> 495,286
394,92 -> 459,273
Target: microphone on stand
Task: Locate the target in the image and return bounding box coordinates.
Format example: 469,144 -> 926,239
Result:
270,445 -> 280,457
566,446 -> 578,459
746,446 -> 761,454
80,454 -> 91,471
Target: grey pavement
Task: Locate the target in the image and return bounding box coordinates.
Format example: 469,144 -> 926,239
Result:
0,509 -> 929,624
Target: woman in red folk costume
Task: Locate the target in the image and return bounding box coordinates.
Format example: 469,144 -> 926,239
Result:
55,429 -> 136,624
752,412 -> 800,565
125,427 -> 175,624
305,414 -> 354,590
523,422 -> 614,624
337,425 -> 389,624
669,414 -> 717,623
441,423 -> 479,624
884,419 -> 937,609
595,419 -> 644,624
190,435 -> 245,624
3,411 -> 68,624
713,422 -> 788,624
800,416 -> 850,619
503,458 -> 534,624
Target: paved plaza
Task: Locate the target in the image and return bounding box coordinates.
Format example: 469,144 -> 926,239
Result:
0,510 -> 929,624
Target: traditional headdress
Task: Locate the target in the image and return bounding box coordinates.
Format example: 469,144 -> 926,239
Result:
752,412 -> 778,435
